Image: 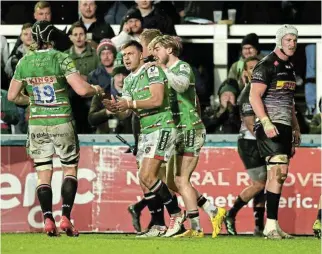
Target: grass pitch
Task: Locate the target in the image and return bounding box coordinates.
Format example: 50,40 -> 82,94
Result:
1,233 -> 320,254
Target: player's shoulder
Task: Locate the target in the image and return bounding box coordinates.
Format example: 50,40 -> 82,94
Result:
51,49 -> 70,61
255,52 -> 277,69
146,65 -> 164,78
177,60 -> 191,72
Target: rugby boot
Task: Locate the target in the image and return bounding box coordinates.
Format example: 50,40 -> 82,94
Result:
128,205 -> 141,233
163,212 -> 186,237
276,221 -> 294,239
224,214 -> 237,236
60,216 -> 79,237
313,219 -> 321,239
264,229 -> 282,240
173,229 -> 204,238
44,218 -> 60,237
211,207 -> 226,238
136,225 -> 167,237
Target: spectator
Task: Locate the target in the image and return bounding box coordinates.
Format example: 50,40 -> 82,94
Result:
78,0 -> 115,45
9,1 -> 71,54
111,8 -> 143,51
1,89 -> 19,134
1,35 -> 9,67
135,0 -> 176,35
66,21 -> 99,134
104,1 -> 130,25
204,79 -> 241,134
309,98 -> 322,134
88,39 -> 117,91
305,44 -> 317,118
66,21 -> 99,80
1,36 -> 9,90
88,53 -> 131,134
5,23 -> 33,79
228,33 -> 264,90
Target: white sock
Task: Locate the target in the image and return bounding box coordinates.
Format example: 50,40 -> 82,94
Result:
190,216 -> 201,231
202,201 -> 218,218
265,218 -> 277,231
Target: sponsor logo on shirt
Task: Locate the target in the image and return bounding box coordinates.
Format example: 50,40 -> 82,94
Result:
147,66 -> 159,78
276,81 -> 296,90
251,71 -> 264,82
26,76 -> 57,85
180,64 -> 190,73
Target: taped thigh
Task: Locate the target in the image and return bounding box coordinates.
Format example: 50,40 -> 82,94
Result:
266,154 -> 289,184
34,157 -> 53,171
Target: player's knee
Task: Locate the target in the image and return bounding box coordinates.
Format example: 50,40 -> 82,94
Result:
252,180 -> 266,192
34,159 -> 53,171
266,154 -> 289,184
174,176 -> 189,191
61,155 -> 79,168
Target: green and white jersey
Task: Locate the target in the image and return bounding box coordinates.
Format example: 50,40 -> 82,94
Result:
122,64 -> 175,134
13,49 -> 78,126
169,60 -> 204,130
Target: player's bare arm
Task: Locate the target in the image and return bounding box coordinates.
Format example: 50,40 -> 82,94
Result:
67,73 -> 104,98
7,79 -> 29,105
291,104 -> 301,146
115,83 -> 164,111
250,83 -> 279,138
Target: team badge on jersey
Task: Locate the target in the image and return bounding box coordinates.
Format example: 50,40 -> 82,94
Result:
140,74 -> 144,79
147,66 -> 159,78
180,64 -> 190,73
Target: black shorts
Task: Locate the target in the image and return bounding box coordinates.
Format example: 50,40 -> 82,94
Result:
255,123 -> 293,158
238,139 -> 265,169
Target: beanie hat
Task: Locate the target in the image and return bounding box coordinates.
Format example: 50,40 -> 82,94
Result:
97,39 -> 117,58
124,8 -> 143,23
112,52 -> 129,77
218,78 -> 239,97
276,24 -> 298,49
241,33 -> 260,52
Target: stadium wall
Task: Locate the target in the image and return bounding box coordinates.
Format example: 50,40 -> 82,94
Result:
1,135 -> 321,235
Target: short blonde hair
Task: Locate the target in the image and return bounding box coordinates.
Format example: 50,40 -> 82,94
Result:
34,1 -> 51,12
140,29 -> 163,46
149,35 -> 183,57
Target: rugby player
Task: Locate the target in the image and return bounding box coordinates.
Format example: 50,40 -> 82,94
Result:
149,35 -> 226,238
250,25 -> 301,239
225,56 -> 266,236
7,21 -> 103,237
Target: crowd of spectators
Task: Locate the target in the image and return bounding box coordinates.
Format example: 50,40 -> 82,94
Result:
1,1 -> 321,135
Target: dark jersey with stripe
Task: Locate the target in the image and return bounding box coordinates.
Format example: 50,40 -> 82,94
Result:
251,52 -> 296,126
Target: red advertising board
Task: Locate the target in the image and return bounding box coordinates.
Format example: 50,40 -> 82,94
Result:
1,146 -> 321,234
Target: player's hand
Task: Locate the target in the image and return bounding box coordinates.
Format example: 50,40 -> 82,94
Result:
102,98 -> 118,113
260,116 -> 279,138
115,95 -> 132,112
92,85 -> 105,98
123,22 -> 131,33
292,129 -> 301,146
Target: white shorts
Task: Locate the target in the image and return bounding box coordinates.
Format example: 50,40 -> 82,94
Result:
136,128 -> 176,165
176,128 -> 206,157
27,121 -> 80,166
